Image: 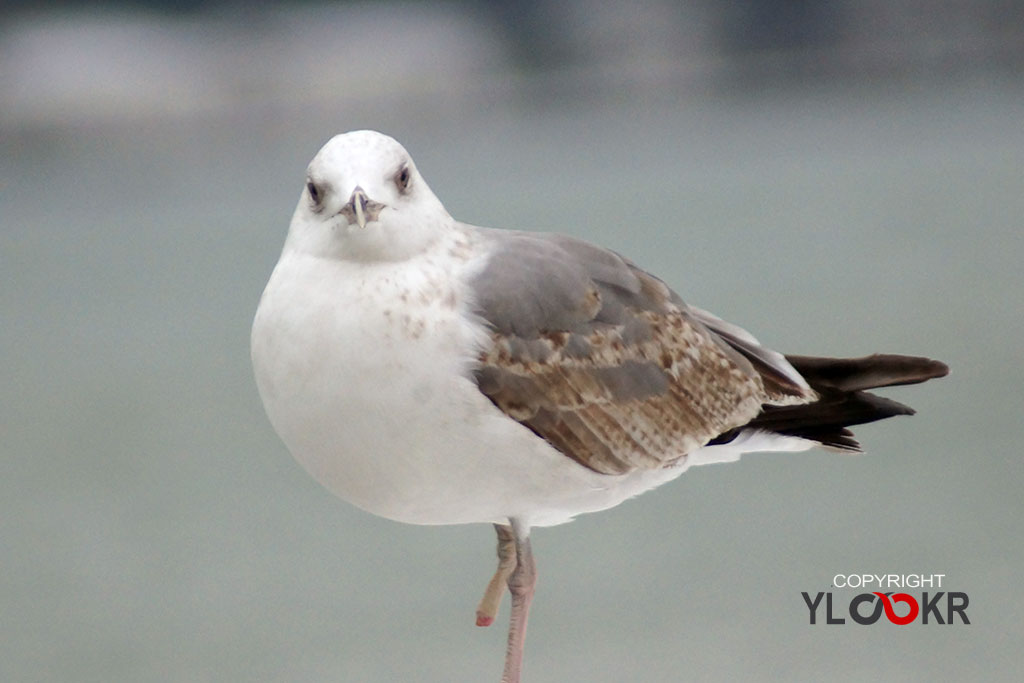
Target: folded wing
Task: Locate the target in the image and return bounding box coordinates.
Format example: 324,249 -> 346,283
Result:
469,229 -> 816,475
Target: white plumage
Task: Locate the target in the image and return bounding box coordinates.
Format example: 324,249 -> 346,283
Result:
251,130 -> 946,682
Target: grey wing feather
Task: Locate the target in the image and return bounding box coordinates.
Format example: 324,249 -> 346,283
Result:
687,305 -> 813,401
468,228 -> 815,475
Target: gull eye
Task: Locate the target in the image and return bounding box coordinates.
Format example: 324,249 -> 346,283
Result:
395,164 -> 411,193
306,180 -> 322,207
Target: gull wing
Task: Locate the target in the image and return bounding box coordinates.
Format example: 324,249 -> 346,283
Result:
468,229 -> 814,475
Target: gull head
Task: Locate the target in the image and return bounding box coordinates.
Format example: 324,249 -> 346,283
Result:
285,130 -> 451,262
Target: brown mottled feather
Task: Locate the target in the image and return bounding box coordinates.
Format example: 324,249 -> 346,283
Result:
470,230 -> 816,475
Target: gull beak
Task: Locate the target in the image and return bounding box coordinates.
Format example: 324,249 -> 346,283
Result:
339,186 -> 384,229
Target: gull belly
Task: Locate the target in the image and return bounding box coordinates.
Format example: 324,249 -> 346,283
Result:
251,231 -> 684,527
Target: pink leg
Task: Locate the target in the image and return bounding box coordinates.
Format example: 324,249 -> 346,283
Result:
477,524 -> 517,627
501,519 -> 535,683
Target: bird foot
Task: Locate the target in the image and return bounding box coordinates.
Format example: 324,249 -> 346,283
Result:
475,524 -> 517,627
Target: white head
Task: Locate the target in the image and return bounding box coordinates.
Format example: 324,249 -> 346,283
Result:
284,130 -> 451,262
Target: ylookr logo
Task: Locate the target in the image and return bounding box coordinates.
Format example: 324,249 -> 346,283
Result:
802,574 -> 970,625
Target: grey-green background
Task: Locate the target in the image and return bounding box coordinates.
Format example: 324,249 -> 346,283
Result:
3,3 -> 1022,681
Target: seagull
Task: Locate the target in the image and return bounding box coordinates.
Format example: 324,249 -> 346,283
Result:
251,130 -> 948,682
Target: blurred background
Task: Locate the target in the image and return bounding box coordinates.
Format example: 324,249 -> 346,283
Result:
2,1 -> 1022,681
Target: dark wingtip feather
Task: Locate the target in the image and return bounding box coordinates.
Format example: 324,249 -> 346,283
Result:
720,382 -> 927,453
709,352 -> 944,453
785,353 -> 949,392
820,434 -> 863,453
